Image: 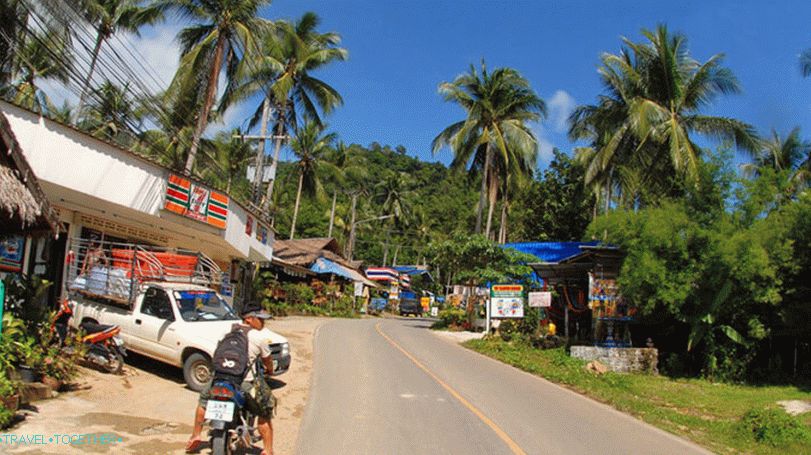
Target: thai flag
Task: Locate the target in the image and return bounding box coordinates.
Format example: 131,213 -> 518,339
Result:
400,274 -> 411,287
366,267 -> 399,281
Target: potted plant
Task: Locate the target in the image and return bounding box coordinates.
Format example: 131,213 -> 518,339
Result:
12,338 -> 43,383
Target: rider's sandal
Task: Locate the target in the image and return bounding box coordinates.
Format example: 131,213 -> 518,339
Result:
184,438 -> 204,453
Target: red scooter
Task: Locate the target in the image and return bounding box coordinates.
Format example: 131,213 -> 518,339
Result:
53,299 -> 126,374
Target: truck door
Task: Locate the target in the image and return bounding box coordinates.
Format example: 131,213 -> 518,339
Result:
132,287 -> 180,363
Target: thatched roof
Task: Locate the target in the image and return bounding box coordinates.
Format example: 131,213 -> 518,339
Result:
0,112 -> 61,235
273,237 -> 349,268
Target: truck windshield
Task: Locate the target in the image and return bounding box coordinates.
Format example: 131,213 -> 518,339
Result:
173,291 -> 238,322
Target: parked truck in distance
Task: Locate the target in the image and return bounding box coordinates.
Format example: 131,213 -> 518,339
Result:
65,238 -> 290,392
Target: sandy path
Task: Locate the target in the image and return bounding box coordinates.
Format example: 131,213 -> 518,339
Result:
5,316 -> 324,455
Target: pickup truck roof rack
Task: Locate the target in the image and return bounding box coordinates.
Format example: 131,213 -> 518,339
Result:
66,237 -> 223,305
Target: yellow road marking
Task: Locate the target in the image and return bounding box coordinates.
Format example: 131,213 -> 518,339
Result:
375,322 -> 527,455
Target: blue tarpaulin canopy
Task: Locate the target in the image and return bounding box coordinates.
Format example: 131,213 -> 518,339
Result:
392,265 -> 433,282
503,241 -> 601,263
310,257 -> 377,287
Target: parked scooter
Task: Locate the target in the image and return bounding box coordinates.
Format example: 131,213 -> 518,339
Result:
205,361 -> 265,455
52,299 -> 127,374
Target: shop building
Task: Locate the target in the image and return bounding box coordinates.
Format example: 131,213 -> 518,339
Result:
1,101 -> 273,305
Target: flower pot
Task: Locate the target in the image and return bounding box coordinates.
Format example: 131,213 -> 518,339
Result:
41,375 -> 62,391
17,366 -> 39,383
1,394 -> 19,412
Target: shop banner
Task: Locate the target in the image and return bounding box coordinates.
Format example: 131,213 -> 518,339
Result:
528,291 -> 552,308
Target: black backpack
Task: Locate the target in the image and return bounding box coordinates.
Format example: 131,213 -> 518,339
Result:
212,325 -> 250,380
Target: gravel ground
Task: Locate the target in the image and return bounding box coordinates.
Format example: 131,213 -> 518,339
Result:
5,316 -> 325,455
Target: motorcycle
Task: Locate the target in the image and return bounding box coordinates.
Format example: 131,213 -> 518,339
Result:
205,362 -> 266,455
52,299 -> 127,374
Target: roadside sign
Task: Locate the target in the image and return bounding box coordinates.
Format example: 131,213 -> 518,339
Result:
420,297 -> 430,310
490,284 -> 524,318
430,306 -> 438,317
354,282 -> 364,297
528,291 -> 552,308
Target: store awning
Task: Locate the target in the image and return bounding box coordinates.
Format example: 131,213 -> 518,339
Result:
310,257 -> 377,287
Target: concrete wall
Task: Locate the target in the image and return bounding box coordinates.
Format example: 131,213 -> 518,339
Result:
570,346 -> 658,374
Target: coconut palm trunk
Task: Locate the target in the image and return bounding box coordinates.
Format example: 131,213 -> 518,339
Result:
498,196 -> 508,244
485,168 -> 498,239
77,31 -> 105,116
290,169 -> 304,239
328,190 -> 337,238
476,143 -> 492,234
184,36 -> 226,175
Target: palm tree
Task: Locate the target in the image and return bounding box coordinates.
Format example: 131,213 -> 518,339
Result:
1,28 -> 72,115
78,80 -> 143,145
201,128 -> 253,197
741,127 -> 811,191
162,0 -> 271,175
432,61 -> 545,237
76,0 -> 164,116
288,121 -> 337,239
222,12 -> 347,212
570,25 -> 758,207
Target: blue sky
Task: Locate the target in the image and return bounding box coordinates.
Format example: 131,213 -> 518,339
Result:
81,1 -> 811,170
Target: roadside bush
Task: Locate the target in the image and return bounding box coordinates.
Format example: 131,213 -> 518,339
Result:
739,406 -> 811,446
433,308 -> 466,330
283,283 -> 316,307
498,320 -> 518,341
0,405 -> 12,429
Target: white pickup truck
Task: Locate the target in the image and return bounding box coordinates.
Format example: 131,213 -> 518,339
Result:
70,282 -> 291,391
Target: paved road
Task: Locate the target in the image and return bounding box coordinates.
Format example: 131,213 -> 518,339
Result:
296,318 -> 709,455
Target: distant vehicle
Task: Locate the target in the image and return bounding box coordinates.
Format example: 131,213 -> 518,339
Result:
399,291 -> 422,317
369,298 -> 388,314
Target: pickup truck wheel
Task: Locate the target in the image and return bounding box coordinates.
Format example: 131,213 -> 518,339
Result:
183,353 -> 212,392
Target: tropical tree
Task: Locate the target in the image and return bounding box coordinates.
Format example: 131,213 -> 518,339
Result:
162,0 -> 271,175
569,25 -> 758,209
221,12 -> 347,212
78,80 -> 143,145
76,0 -> 164,116
288,121 -> 337,239
200,128 -> 253,198
432,61 -> 545,237
741,127 -> 811,192
0,28 -> 72,115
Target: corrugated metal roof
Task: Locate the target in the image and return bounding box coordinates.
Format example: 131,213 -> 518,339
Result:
503,241 -> 601,263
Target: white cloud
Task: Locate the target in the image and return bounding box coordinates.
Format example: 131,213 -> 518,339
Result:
536,124 -> 557,163
547,89 -> 576,134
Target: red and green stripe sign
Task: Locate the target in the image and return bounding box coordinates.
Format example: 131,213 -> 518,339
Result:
164,174 -> 229,229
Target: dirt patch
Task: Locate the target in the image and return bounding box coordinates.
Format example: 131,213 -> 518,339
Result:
7,316 -> 324,455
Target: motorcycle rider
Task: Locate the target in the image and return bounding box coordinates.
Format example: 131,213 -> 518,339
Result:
186,304 -> 275,455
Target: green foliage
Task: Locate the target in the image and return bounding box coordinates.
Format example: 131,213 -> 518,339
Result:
466,337 -> 811,454
511,149 -> 595,241
3,274 -> 52,331
433,308 -> 466,329
739,407 -> 811,447
0,405 -> 13,429
427,234 -> 535,287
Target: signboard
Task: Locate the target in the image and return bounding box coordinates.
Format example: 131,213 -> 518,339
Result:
490,284 -> 524,318
354,282 -> 364,297
420,297 -> 430,310
0,236 -> 24,273
164,174 -> 229,229
528,291 -> 552,308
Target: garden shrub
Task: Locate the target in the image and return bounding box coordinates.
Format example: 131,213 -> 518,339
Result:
739,406 -> 811,446
434,308 -> 466,329
0,405 -> 12,429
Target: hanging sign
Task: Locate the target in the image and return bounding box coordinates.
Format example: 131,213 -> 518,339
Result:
490,284 -> 524,318
528,291 -> 552,308
0,236 -> 24,273
164,174 -> 229,229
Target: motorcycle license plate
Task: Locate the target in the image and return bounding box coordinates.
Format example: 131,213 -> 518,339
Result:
204,401 -> 234,422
